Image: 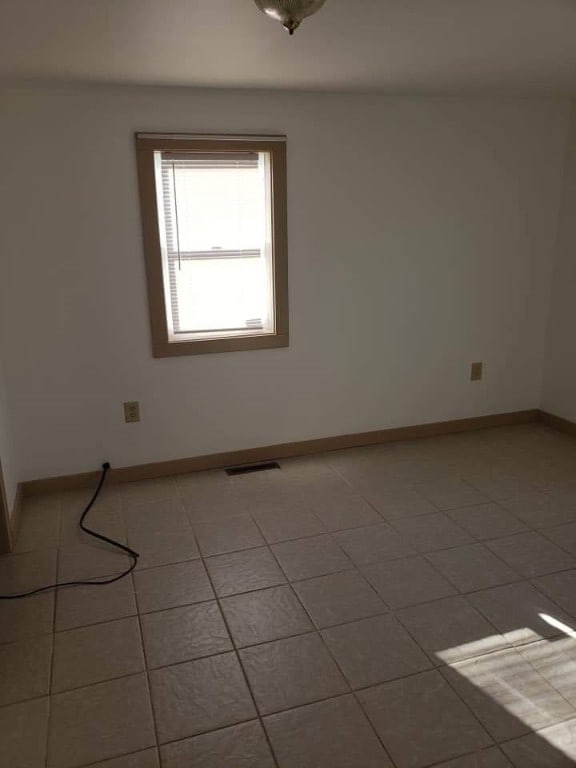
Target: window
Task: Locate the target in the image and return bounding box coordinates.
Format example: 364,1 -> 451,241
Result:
135,134 -> 288,356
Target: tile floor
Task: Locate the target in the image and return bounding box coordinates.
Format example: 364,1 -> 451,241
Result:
2,424 -> 576,767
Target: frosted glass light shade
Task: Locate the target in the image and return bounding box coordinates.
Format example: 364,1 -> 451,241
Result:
253,0 -> 327,34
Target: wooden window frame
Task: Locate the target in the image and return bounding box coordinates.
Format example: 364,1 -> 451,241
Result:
135,133 -> 289,357
0,458 -> 13,553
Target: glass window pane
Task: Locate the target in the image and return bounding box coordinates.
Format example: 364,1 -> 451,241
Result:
171,256 -> 268,333
170,167 -> 264,253
158,151 -> 274,339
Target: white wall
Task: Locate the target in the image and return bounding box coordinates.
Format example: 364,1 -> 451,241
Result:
0,83 -> 569,481
543,102 -> 576,423
0,357 -> 17,514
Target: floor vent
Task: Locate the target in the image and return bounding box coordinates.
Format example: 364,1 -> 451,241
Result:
226,461 -> 281,476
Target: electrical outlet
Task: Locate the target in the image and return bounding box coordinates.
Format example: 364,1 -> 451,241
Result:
470,362 -> 483,382
124,401 -> 140,423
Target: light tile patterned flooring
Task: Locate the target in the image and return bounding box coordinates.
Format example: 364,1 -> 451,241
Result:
2,425 -> 576,766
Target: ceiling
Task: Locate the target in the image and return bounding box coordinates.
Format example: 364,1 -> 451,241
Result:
1,0 -> 576,92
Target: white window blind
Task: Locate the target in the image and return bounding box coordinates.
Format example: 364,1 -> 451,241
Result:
156,150 -> 274,341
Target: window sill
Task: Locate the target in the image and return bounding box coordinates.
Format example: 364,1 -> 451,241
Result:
152,332 -> 289,358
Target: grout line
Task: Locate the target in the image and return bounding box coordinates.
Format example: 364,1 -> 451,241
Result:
44,493 -> 62,768
155,713 -> 281,760
241,476 -> 576,756
74,746 -> 160,768
420,746 -> 503,768
11,489 -> 576,573
199,540 -> 282,768
134,620 -> 162,756
121,484 -> 163,758
41,669 -> 152,704
287,571 -> 398,767
9,580 -> 572,715
3,549 -> 576,643
350,688 -> 400,768
6,433 -> 576,767
14,576 -> 576,711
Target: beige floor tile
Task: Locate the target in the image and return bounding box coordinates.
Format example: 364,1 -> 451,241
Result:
469,581 -> 576,647
416,480 -> 489,510
391,513 -> 474,553
130,532 -> 200,572
47,674 -> 155,768
58,543 -> 130,581
353,484 -> 437,521
293,570 -> 386,628
17,493 -> 60,516
175,468 -> 234,495
59,504 -> 126,548
134,560 -> 213,613
141,601 -> 232,668
52,617 -> 145,692
194,514 -> 265,556
60,486 -> 121,516
254,507 -> 325,543
123,498 -> 187,531
279,455 -> 341,479
447,504 -> 528,542
499,492 -> 576,530
398,595 -> 510,666
309,492 -> 384,531
518,637 -> 576,708
463,470 -> 538,501
443,647 -> 575,742
550,486 -> 576,507
426,543 -> 520,593
433,748 -> 513,767
357,670 -> 492,768
335,523 -> 416,566
0,592 -> 54,644
0,549 -> 57,596
0,697 -> 49,768
272,534 -> 352,581
501,718 -> 576,768
242,472 -> 312,499
0,635 -> 52,706
160,721 -> 275,768
229,468 -> 286,489
541,522 -> 576,557
183,486 -> 262,523
14,504 -> 60,553
120,477 -> 178,506
239,632 -> 348,715
487,532 -> 575,578
7,427 -> 576,768
322,614 -> 432,688
264,694 -> 393,767
149,652 -> 256,743
533,569 -> 576,619
55,577 -> 137,632
124,499 -> 200,569
221,585 -> 312,647
205,547 -> 286,597
281,464 -> 351,490
362,555 -> 457,609
86,750 -> 160,768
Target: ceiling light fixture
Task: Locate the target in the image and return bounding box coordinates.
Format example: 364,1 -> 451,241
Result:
253,0 -> 327,35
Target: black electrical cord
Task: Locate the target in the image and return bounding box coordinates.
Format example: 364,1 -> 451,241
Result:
0,462 -> 139,600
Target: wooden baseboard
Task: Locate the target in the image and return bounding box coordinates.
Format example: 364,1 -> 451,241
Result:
538,410 -> 576,437
21,409 -> 540,497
